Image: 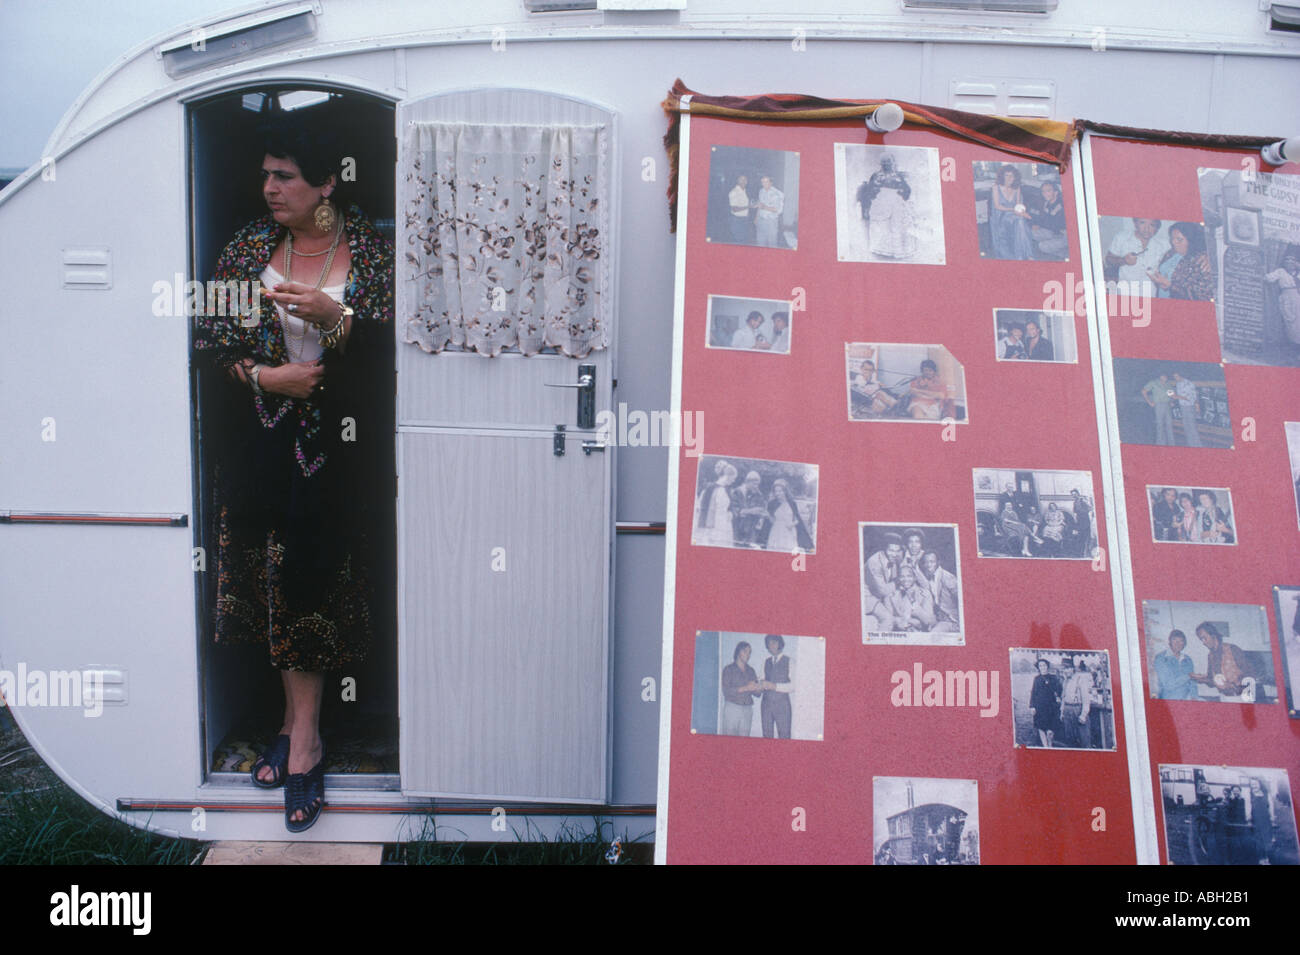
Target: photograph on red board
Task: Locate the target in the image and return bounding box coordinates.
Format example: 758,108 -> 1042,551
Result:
1098,216 -> 1216,303
1142,600 -> 1276,704
993,308 -> 1078,363
1198,167 -> 1300,366
705,294 -> 792,354
705,145 -> 799,251
689,631 -> 826,741
1158,765 -> 1298,866
873,777 -> 979,865
834,143 -> 945,264
973,160 -> 1068,261
859,522 -> 963,646
1145,485 -> 1236,545
691,454 -> 818,554
1009,648 -> 1116,751
1111,358 -> 1232,449
973,467 -> 1096,559
845,343 -> 967,423
1288,422 -> 1300,527
1272,586 -> 1300,718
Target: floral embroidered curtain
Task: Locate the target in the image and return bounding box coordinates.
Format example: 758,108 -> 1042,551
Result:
401,121 -> 610,357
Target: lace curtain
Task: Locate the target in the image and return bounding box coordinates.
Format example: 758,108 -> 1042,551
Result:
401,122 -> 610,357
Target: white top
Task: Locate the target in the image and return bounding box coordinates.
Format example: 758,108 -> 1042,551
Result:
261,263 -> 345,363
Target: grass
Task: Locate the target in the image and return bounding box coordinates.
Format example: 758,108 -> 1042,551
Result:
388,815 -> 652,865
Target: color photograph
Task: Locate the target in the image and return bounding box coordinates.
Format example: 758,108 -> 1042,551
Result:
973,160 -> 1068,261
1111,358 -> 1232,449
845,343 -> 967,423
1145,485 -> 1236,544
690,631 -> 826,741
706,145 -> 800,250
706,294 -> 793,354
1142,600 -> 1276,704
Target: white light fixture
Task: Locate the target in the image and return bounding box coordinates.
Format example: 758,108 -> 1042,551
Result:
866,103 -> 905,134
1261,136 -> 1300,166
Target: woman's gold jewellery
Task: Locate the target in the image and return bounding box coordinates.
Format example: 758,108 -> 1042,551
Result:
283,216 -> 344,362
313,195 -> 336,232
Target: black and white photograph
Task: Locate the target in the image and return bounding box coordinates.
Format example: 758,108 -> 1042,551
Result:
1271,586 -> 1300,718
1142,600 -> 1277,704
705,294 -> 793,354
1098,215 -> 1216,301
973,161 -> 1068,261
705,144 -> 799,250
859,522 -> 964,646
845,343 -> 968,423
1009,648 -> 1116,751
873,777 -> 979,865
993,308 -> 1078,363
690,631 -> 826,741
1145,485 -> 1236,545
691,454 -> 818,554
834,143 -> 945,264
1288,422 -> 1300,527
1198,167 -> 1300,366
1159,764 -> 1299,865
1111,357 -> 1233,449
973,467 -> 1096,559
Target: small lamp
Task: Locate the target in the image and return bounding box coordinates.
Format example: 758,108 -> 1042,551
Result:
865,103 -> 905,134
1261,136 -> 1299,166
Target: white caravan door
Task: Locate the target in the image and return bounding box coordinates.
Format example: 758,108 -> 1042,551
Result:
395,89 -> 615,802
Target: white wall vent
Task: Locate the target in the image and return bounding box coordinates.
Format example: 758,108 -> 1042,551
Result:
61,247 -> 112,290
950,77 -> 1056,118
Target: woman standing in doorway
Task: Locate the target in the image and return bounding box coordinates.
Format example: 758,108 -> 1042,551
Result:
193,111 -> 393,832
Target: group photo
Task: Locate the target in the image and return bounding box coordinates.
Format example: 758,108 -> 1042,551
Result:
1142,599 -> 1277,704
834,143 -> 946,264
706,294 -> 793,354
1159,764 -> 1299,865
973,161 -> 1069,261
872,777 -> 979,865
1112,358 -> 1233,449
1198,167 -> 1300,366
690,631 -> 826,741
973,468 -> 1096,559
992,308 -> 1078,363
1009,648 -> 1117,751
1098,215 -> 1216,301
845,343 -> 968,423
859,523 -> 964,646
691,454 -> 819,554
705,144 -> 800,251
1145,485 -> 1236,544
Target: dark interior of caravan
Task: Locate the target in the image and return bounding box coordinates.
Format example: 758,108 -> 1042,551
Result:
188,87 -> 398,786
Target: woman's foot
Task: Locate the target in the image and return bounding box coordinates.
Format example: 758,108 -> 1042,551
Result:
285,733 -> 324,826
252,729 -> 291,788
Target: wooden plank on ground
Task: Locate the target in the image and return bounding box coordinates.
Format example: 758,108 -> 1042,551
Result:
202,841 -> 384,865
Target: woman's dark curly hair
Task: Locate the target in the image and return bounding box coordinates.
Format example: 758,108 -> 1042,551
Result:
259,107 -> 351,207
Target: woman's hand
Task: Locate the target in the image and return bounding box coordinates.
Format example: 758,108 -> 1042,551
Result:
225,357 -> 254,387
260,361 -> 325,399
265,281 -> 343,328
1147,268 -> 1172,290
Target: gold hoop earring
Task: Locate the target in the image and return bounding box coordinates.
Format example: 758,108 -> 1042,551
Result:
314,197 -> 335,231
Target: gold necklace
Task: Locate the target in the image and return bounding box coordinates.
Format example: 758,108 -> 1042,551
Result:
283,220 -> 344,361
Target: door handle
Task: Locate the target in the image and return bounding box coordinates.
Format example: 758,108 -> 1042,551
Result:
544,363 -> 596,429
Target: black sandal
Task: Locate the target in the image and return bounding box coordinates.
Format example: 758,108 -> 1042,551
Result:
251,734 -> 290,789
285,745 -> 326,833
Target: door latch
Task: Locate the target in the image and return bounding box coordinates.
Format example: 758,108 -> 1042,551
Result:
553,424 -> 566,457
544,363 -> 596,429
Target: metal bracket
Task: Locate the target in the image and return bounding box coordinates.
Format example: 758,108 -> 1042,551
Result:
553,424 -> 566,456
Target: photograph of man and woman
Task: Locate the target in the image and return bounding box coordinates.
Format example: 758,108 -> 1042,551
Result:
834,143 -> 945,264
706,294 -> 793,354
859,522 -> 964,646
993,308 -> 1078,363
1273,585 -> 1300,718
973,468 -> 1096,559
1112,358 -> 1233,449
845,343 -> 967,423
1146,485 -> 1236,545
692,454 -> 818,554
690,630 -> 825,741
1010,648 -> 1116,751
973,161 -> 1069,261
705,145 -> 799,251
873,777 -> 979,865
1143,599 -> 1277,704
1198,167 -> 1300,367
1159,764 -> 1298,866
1098,215 -> 1215,301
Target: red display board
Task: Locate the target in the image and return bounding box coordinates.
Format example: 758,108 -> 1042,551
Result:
1087,136 -> 1300,866
658,114 -> 1139,864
